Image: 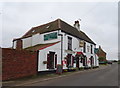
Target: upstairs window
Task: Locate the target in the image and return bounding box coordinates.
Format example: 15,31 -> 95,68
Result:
91,45 -> 93,54
83,42 -> 86,53
87,45 -> 90,52
68,37 -> 72,50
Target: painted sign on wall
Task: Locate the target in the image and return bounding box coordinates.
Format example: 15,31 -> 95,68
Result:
44,32 -> 57,41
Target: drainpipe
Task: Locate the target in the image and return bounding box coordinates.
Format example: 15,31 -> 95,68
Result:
58,34 -> 63,65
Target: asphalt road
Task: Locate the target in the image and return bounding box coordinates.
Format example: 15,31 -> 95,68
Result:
24,63 -> 118,86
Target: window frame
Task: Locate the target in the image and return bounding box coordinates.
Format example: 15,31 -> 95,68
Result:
68,36 -> 72,50
83,42 -> 86,53
91,45 -> 93,54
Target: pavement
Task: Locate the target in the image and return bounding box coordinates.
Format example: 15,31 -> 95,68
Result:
2,63 -> 118,87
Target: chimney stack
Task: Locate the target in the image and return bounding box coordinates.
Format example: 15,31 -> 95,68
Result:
74,20 -> 80,31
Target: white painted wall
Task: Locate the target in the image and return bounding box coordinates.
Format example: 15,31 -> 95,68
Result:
13,30 -> 60,49
13,29 -> 99,71
57,31 -> 98,68
61,31 -> 98,67
85,42 -> 92,67
95,55 -> 99,66
32,33 -> 41,46
22,37 -> 32,49
38,42 -> 61,71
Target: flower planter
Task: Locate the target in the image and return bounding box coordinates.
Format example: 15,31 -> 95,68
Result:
43,61 -> 47,64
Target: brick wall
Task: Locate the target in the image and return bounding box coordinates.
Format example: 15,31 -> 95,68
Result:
2,48 -> 38,81
97,48 -> 106,58
97,48 -> 106,62
97,51 -> 106,58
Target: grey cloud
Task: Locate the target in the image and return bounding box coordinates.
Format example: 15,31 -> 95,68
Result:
1,2 -> 118,60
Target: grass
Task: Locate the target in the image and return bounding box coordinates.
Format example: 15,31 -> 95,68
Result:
118,62 -> 120,64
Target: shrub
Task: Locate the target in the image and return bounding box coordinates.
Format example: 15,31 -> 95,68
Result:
98,57 -> 106,62
80,67 -> 84,70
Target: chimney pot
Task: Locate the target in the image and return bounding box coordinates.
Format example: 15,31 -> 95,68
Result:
75,20 -> 79,24
74,20 -> 80,31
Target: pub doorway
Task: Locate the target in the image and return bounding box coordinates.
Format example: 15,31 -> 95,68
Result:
67,54 -> 72,67
47,52 -> 55,69
90,56 -> 94,67
76,57 -> 79,68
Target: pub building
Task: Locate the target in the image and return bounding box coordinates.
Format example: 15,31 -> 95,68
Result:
13,19 -> 99,72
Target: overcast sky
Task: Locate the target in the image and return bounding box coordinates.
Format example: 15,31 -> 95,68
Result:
1,2 -> 118,60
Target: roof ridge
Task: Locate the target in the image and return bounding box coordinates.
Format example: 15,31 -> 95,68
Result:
79,31 -> 95,44
99,46 -> 106,54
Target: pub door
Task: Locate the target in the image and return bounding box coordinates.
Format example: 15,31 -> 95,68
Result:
47,52 -> 55,69
83,58 -> 86,66
67,54 -> 72,67
76,57 -> 79,68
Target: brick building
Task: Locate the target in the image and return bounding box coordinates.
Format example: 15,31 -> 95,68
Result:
12,19 -> 99,72
96,46 -> 107,62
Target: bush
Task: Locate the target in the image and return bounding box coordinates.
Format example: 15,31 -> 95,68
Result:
92,66 -> 99,69
80,67 -> 84,70
118,60 -> 120,64
98,57 -> 106,62
63,69 -> 68,72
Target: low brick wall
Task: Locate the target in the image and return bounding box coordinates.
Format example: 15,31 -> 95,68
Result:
2,48 -> 37,81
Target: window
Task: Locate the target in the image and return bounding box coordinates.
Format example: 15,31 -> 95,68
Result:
83,42 -> 86,53
68,37 -> 72,50
91,45 -> 93,54
87,45 -> 90,52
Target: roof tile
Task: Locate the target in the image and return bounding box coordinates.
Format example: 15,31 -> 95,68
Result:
15,19 -> 95,44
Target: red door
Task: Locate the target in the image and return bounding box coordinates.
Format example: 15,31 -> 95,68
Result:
55,54 -> 57,68
47,52 -> 55,69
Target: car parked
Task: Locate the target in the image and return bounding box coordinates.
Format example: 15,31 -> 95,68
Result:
107,61 -> 112,64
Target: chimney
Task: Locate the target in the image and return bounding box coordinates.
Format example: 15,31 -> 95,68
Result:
74,20 -> 80,31
16,39 -> 23,50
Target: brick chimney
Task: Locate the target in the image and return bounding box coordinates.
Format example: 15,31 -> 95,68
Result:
74,20 -> 80,31
16,39 -> 23,50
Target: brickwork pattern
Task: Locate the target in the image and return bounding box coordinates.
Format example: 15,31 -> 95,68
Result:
2,48 -> 37,81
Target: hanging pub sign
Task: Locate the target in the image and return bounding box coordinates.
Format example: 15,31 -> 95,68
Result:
44,32 -> 57,41
94,48 -> 99,54
79,40 -> 84,47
